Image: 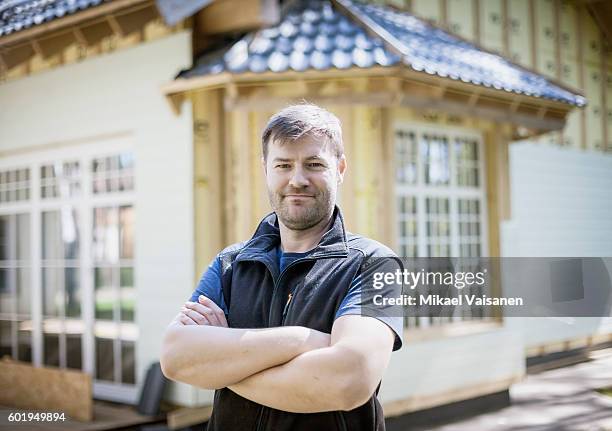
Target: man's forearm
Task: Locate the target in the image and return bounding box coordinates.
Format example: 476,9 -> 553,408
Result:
160,323 -> 329,390
228,344 -> 371,413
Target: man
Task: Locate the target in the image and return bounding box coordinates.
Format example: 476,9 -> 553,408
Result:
161,104 -> 403,431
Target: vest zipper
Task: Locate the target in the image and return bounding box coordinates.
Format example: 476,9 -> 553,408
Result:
275,252 -> 347,325
243,251 -> 348,431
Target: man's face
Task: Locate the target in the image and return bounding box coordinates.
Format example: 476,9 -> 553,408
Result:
264,135 -> 346,231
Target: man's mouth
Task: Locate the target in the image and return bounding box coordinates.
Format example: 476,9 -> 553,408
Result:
284,194 -> 314,199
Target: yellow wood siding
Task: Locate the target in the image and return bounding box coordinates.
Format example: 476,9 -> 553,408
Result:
559,1 -> 578,62
580,7 -> 602,65
507,0 -> 532,66
412,0 -> 442,24
192,90 -> 226,278
479,0 -> 504,53
447,0 -> 475,41
584,64 -> 604,150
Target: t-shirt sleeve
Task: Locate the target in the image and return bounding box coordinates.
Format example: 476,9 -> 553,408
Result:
335,271 -> 404,351
188,256 -> 228,315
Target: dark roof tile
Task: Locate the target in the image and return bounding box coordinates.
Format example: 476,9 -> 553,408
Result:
176,0 -> 583,106
0,0 -> 109,38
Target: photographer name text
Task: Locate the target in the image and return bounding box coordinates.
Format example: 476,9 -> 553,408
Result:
372,294 -> 524,306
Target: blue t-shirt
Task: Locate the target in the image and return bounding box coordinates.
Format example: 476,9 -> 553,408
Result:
190,247 -> 403,350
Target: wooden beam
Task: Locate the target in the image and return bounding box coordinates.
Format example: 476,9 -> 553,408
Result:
401,93 -> 565,131
72,27 -> 88,47
106,14 -> 124,37
196,0 -> 280,35
468,92 -> 481,107
79,20 -> 115,46
167,93 -> 185,115
113,5 -> 160,37
0,0 -> 152,49
37,31 -> 77,59
225,92 -> 397,111
536,105 -> 548,119
509,98 -> 521,113
0,44 -> 35,70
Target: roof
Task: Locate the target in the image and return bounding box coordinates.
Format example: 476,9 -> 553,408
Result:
0,0 -> 108,38
179,0 -> 399,78
178,0 -> 585,107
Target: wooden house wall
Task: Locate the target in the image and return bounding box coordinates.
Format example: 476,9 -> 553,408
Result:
192,89 -> 515,277
381,0 -> 612,152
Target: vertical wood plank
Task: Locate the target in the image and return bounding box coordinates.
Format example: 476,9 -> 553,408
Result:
193,90 -> 225,277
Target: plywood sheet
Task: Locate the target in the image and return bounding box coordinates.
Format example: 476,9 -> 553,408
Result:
0,359 -> 92,421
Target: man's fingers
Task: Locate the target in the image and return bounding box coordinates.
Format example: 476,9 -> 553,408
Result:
185,302 -> 222,327
179,312 -> 198,325
181,307 -> 210,326
198,295 -> 228,327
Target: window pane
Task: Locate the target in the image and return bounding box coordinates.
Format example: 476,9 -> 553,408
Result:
0,216 -> 8,261
458,198 -> 482,257
65,268 -> 81,318
42,212 -> 61,260
66,333 -> 82,370
92,153 -> 134,195
42,268 -> 62,317
0,320 -> 12,357
17,268 -> 31,315
422,135 -> 450,185
395,131 -> 418,184
121,341 -> 135,384
44,333 -> 60,367
42,210 -> 78,261
96,337 -> 115,382
17,324 -> 31,363
95,267 -> 115,320
16,214 -> 30,260
93,207 -> 119,264
120,267 -> 134,322
119,206 -> 134,260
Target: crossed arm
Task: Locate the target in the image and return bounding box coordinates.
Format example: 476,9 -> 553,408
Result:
160,296 -> 395,413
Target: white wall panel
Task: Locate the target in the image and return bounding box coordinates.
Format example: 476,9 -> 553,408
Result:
501,143 -> 612,347
381,327 -> 524,404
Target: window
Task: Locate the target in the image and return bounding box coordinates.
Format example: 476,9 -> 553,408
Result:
395,124 -> 489,328
0,146 -> 136,401
93,205 -> 135,384
0,213 -> 31,363
0,168 -> 30,203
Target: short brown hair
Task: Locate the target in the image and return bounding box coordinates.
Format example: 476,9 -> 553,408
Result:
262,104 -> 344,160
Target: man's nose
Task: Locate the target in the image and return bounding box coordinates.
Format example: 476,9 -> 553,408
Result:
288,167 -> 309,188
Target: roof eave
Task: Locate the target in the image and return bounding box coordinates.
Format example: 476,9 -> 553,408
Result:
162,65 -> 576,136
0,0 -> 152,50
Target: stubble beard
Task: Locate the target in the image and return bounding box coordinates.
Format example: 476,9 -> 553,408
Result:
269,188 -> 335,231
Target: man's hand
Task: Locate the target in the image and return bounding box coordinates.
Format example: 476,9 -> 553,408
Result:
179,295 -> 228,327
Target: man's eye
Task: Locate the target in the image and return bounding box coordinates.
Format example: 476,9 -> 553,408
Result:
276,164 -> 291,169
307,163 -> 325,168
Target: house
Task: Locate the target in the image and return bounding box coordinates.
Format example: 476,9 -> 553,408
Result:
0,0 -> 610,425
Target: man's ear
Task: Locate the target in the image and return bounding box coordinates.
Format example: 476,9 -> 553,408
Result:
337,155 -> 347,184
261,156 -> 267,176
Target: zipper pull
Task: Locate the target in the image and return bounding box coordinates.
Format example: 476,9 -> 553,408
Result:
282,293 -> 293,317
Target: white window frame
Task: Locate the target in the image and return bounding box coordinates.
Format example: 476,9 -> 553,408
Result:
394,122 -> 491,329
0,134 -> 138,404
394,122 -> 489,258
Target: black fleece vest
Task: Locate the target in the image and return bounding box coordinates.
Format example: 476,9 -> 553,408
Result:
206,207 -> 392,431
